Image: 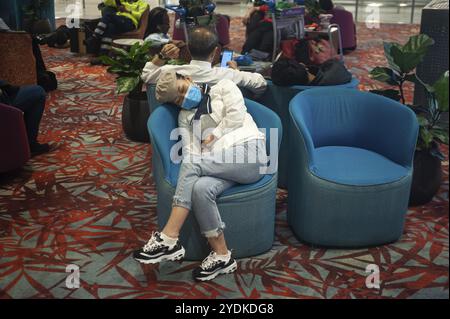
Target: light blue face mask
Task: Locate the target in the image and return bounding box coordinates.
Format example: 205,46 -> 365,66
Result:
180,84 -> 202,110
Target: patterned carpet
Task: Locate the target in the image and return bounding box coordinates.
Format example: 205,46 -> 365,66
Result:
0,21 -> 448,299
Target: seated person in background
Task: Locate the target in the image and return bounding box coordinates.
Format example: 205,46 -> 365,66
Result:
144,7 -> 171,46
241,1 -> 273,55
318,0 -> 356,51
142,27 -> 267,97
85,0 -> 149,60
134,70 -> 267,281
172,0 -> 230,47
0,18 -> 57,92
319,0 -> 345,11
0,80 -> 50,155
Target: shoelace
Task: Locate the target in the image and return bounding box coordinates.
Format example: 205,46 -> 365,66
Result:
201,251 -> 222,270
143,232 -> 163,253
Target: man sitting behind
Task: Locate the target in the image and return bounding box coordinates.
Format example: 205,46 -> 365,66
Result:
85,0 -> 148,62
141,27 -> 267,97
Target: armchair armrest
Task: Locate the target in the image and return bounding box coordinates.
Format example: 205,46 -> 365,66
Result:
148,104 -> 181,184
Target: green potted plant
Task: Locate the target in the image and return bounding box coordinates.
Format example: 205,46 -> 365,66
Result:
100,41 -> 186,143
369,34 -> 449,206
22,0 -> 52,34
305,0 -> 324,23
100,41 -> 153,143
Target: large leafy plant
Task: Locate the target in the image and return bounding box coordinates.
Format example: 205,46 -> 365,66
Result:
369,34 -> 449,160
100,41 -> 153,98
100,41 -> 187,98
305,0 -> 324,22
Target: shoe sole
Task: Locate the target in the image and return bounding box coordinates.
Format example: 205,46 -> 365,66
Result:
195,260 -> 238,282
134,247 -> 186,264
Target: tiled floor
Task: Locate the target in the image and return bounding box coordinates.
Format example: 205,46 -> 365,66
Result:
55,0 -> 426,24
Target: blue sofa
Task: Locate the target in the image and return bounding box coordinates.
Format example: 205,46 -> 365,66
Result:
288,88 -> 418,247
147,99 -> 282,260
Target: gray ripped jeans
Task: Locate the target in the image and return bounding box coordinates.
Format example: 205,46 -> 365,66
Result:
173,139 -> 267,238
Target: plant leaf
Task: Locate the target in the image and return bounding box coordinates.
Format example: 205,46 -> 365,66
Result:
432,128 -> 449,145
116,76 -> 140,94
111,46 -> 129,57
383,42 -> 401,73
369,67 -> 401,85
433,71 -> 449,112
99,55 -> 118,66
392,34 -> 435,74
420,127 -> 434,149
417,115 -> 429,126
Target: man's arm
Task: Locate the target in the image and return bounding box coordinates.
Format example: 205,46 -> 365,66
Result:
227,68 -> 267,97
141,43 -> 180,84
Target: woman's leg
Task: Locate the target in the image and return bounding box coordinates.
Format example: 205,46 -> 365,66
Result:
161,206 -> 189,239
191,176 -> 235,255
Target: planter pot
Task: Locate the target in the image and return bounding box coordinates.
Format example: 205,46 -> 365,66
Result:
122,93 -> 150,143
32,19 -> 52,35
409,150 -> 443,206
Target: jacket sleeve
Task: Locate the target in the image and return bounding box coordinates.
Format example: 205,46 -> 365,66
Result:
211,80 -> 247,140
141,61 -> 164,84
227,69 -> 267,97
132,1 -> 149,21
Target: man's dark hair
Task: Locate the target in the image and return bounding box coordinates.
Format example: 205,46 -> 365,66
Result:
188,27 -> 219,60
319,0 -> 334,11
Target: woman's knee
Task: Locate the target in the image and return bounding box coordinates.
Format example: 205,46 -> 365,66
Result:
192,179 -> 217,203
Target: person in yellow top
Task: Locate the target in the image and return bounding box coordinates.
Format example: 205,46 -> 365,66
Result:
85,0 -> 149,64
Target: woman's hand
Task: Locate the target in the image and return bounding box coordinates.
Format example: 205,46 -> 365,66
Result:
202,135 -> 215,148
202,134 -> 215,151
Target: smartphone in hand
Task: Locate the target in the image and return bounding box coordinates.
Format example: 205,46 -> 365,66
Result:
220,49 -> 234,68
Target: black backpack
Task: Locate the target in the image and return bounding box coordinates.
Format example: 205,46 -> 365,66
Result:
271,58 -> 309,86
310,60 -> 352,86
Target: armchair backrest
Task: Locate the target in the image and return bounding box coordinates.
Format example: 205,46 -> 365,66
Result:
290,88 -> 419,168
0,32 -> 37,86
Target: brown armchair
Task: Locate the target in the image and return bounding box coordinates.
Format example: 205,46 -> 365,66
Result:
0,31 -> 37,86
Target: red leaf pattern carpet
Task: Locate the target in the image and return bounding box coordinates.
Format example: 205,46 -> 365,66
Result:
0,21 -> 448,298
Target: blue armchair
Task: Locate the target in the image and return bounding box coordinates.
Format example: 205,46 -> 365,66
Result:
254,78 -> 360,189
288,88 -> 419,247
147,99 -> 282,260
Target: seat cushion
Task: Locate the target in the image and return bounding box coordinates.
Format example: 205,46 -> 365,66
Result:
165,165 -> 274,197
311,146 -> 409,186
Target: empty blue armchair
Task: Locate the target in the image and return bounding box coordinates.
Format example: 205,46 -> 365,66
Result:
255,78 -> 359,189
288,88 -> 418,247
148,99 -> 282,260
